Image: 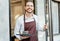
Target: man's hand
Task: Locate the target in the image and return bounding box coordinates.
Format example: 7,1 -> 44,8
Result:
44,24 -> 48,30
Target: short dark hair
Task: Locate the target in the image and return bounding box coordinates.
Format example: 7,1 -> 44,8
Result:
25,1 -> 33,6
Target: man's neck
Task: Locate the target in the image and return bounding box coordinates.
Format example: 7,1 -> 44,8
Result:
25,12 -> 33,18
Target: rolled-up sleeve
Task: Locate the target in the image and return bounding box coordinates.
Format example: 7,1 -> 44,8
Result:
14,19 -> 21,40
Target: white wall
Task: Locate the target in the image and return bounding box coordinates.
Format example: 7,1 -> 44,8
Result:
35,0 -> 46,41
35,0 -> 45,26
0,0 -> 9,41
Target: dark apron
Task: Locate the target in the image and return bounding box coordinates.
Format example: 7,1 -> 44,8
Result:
22,19 -> 38,41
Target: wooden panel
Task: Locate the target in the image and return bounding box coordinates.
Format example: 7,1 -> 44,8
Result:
11,1 -> 24,36
13,5 -> 23,19
10,0 -> 22,3
11,5 -> 23,28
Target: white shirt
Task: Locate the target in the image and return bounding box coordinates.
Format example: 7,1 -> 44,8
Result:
25,16 -> 34,22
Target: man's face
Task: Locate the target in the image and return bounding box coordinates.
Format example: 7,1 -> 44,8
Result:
25,2 -> 34,13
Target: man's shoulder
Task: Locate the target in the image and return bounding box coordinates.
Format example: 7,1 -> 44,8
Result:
18,15 -> 24,18
33,14 -> 38,18
17,15 -> 24,21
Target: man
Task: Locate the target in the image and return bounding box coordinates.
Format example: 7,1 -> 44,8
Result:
14,1 -> 47,41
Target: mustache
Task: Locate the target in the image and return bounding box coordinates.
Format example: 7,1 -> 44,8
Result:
27,8 -> 32,10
